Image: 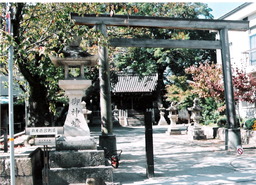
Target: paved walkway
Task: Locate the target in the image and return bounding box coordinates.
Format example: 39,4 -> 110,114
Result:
91,125 -> 256,185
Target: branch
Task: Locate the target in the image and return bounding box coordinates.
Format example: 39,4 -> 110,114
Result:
30,35 -> 52,47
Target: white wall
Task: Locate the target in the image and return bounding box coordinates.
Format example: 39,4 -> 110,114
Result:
218,3 -> 256,119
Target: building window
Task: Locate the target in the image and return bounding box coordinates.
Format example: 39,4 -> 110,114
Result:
250,34 -> 256,65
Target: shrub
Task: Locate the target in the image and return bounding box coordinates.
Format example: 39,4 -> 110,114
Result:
204,120 -> 215,125
217,117 -> 227,127
216,116 -> 242,128
244,118 -> 256,130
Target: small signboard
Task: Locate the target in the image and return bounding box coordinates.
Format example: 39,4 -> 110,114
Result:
35,137 -> 56,146
26,127 -> 63,146
237,145 -> 243,155
26,127 -> 64,135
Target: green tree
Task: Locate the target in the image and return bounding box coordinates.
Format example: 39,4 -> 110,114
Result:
165,75 -> 192,102
0,3 -> 107,126
112,2 -> 216,107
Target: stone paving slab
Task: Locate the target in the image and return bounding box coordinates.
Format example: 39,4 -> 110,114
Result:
90,125 -> 256,185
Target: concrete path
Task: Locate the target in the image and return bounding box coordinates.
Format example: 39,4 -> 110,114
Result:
91,125 -> 256,185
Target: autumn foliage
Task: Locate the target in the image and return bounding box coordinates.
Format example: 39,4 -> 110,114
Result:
185,62 -> 256,104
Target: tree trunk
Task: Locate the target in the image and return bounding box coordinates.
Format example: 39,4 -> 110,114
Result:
18,62 -> 53,127
156,64 -> 167,108
28,81 -> 53,127
13,4 -> 53,127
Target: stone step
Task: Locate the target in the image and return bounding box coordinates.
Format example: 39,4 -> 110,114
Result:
128,114 -> 144,119
127,120 -> 144,126
127,117 -> 144,121
127,116 -> 145,126
193,135 -> 207,140
47,166 -> 113,185
49,150 -> 105,168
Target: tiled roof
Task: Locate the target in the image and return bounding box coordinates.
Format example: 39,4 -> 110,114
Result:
112,73 -> 158,93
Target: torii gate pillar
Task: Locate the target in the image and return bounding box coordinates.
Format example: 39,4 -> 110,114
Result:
220,28 -> 241,149
97,24 -> 117,153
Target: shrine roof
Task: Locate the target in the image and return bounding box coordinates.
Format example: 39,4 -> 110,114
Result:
112,73 -> 158,93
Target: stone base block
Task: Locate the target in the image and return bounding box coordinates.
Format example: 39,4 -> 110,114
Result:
56,136 -> 96,150
241,129 -> 256,145
226,128 -> 241,149
49,150 -> 105,168
47,166 -> 113,185
0,147 -> 43,185
99,135 -> 117,155
0,176 -> 33,185
188,126 -> 207,140
166,126 -> 188,135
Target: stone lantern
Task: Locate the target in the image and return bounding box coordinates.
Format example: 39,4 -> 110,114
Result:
187,98 -> 206,140
187,98 -> 202,127
112,105 -> 119,124
50,39 -> 98,150
81,101 -> 92,124
157,104 -> 168,126
166,101 -> 179,134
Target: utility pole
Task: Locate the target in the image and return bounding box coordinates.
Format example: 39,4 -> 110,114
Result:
6,3 -> 15,185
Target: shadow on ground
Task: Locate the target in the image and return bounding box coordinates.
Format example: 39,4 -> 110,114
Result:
90,125 -> 256,185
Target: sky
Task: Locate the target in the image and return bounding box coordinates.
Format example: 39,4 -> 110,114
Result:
206,2 -> 245,19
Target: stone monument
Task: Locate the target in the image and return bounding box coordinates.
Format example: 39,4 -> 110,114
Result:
187,98 -> 206,140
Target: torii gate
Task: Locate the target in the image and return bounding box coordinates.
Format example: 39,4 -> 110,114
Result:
71,13 -> 249,151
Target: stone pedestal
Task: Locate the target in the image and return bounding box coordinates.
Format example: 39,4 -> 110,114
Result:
167,125 -> 188,135
47,150 -> 113,185
56,80 -> 96,150
167,115 -> 179,135
188,126 -> 207,140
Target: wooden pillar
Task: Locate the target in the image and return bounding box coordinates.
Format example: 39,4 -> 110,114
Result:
220,28 -> 241,149
97,24 -> 113,135
145,112 -> 154,178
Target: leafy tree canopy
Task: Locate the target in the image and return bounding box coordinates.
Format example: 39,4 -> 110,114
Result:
0,2 -> 215,126
111,2 -> 216,77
